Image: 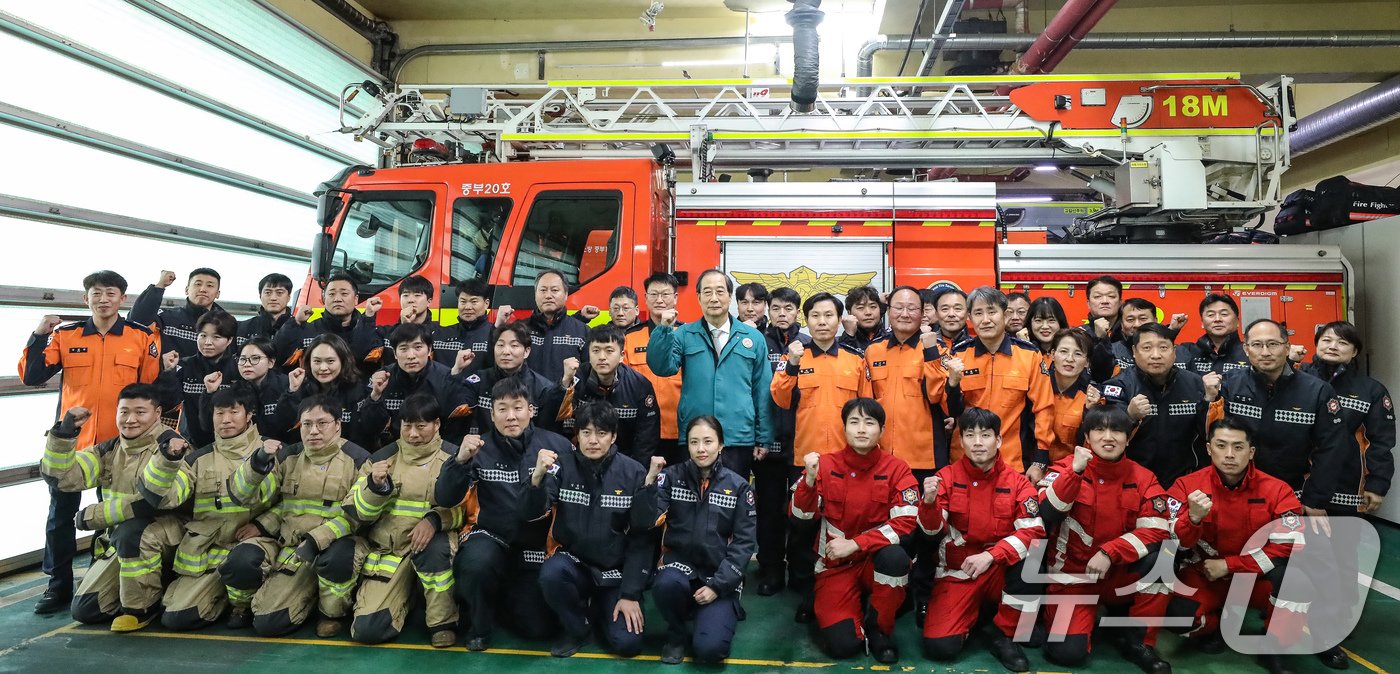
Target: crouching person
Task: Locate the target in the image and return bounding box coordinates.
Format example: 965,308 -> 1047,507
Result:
1038,405 -> 1172,673
1165,418 -> 1312,674
791,398 -> 919,663
346,393 -> 467,648
919,407 -> 1045,671
644,416 -> 757,665
528,402 -> 655,658
138,387 -> 277,630
218,395 -> 372,637
41,384 -> 186,631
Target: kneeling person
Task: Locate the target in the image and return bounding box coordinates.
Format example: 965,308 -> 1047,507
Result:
345,393 -> 467,647
41,385 -> 185,631
791,398 -> 919,663
138,388 -> 277,630
529,402 -> 655,658
219,396 -> 372,638
645,416 -> 757,665
920,407 -> 1044,671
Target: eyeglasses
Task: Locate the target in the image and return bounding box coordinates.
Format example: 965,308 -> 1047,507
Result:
699,288 -> 728,299
888,305 -> 921,315
1246,340 -> 1287,351
645,291 -> 675,300
237,356 -> 264,365
299,420 -> 336,431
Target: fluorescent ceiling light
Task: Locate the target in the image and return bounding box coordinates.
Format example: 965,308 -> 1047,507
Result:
1032,165 -> 1058,172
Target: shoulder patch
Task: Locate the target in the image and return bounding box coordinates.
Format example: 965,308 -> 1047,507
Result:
1327,398 -> 1341,415
746,489 -> 755,506
466,373 -> 481,383
655,471 -> 666,488
1281,510 -> 1302,531
644,394 -> 655,408
1103,384 -> 1124,398
149,341 -> 159,357
1152,496 -> 1167,513
1023,496 -> 1039,515
1384,395 -> 1393,411
901,487 -> 919,505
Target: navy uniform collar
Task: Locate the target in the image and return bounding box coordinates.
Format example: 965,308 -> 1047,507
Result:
83,318 -> 125,337
808,341 -> 841,357
884,331 -> 921,349
973,335 -> 1013,357
1053,370 -> 1091,397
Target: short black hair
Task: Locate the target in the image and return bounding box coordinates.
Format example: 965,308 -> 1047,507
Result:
118,383 -> 161,407
389,322 -> 433,350
399,392 -> 441,424
492,321 -> 531,350
610,286 -> 638,303
455,277 -> 491,301
1052,327 -> 1093,356
326,271 -> 360,296
841,397 -> 886,427
258,273 -> 293,293
82,270 -> 128,294
802,292 -> 843,317
587,323 -> 626,348
195,310 -> 238,339
239,338 -> 276,363
887,285 -> 921,306
769,287 -> 801,308
1007,292 -> 1031,306
736,282 -> 769,304
643,272 -> 681,292
1244,318 -> 1286,341
211,386 -> 257,416
1131,322 -> 1176,347
1199,293 -> 1238,316
1208,417 -> 1254,444
298,394 -> 343,421
1086,275 -> 1122,296
845,285 -> 883,309
695,268 -> 733,294
490,375 -> 532,405
958,407 -> 1002,435
189,268 -> 221,282
1122,297 -> 1158,315
686,415 -> 724,445
1081,404 -> 1133,434
932,286 -> 968,306
399,275 -> 435,300
573,400 -> 619,435
1315,321 -> 1364,353
534,269 -> 568,288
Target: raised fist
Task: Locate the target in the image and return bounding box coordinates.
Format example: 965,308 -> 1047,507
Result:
1015,328 -> 1030,342
658,309 -> 678,328
1202,371 -> 1222,402
157,270 -> 177,289
494,305 -> 515,327
535,449 -> 558,476
162,350 -> 180,371
364,297 -> 383,318
787,340 -> 805,365
456,435 -> 484,463
57,407 -> 92,436
1126,394 -> 1153,421
1169,313 -> 1189,330
36,315 -> 63,336
452,349 -> 475,376
287,367 -> 306,392
646,456 -> 666,485
803,452 -> 820,485
1072,445 -> 1093,474
369,370 -> 389,401
579,305 -> 601,321
262,438 -> 283,457
741,318 -> 758,328
919,330 -> 939,349
1187,489 -> 1213,524
561,357 -> 580,383
370,459 -> 392,486
295,306 -> 314,324
166,437 -> 189,458
923,475 -> 942,504
204,370 -> 223,394
944,356 -> 966,387
1288,344 -> 1306,362
1093,317 -> 1112,338
841,314 -> 857,336
1085,384 -> 1102,406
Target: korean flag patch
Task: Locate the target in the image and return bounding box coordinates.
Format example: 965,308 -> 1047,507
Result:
655,472 -> 667,488
1166,497 -> 1183,519
1103,385 -> 1124,399
546,462 -> 560,475
1023,496 -> 1039,516
902,487 -> 919,505
1281,511 -> 1302,531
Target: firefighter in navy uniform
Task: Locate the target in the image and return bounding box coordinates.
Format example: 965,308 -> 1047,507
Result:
220,396 -> 373,638
358,323 -> 474,444
340,393 -> 467,648
1175,294 -> 1250,375
271,272 -> 382,375
435,377 -> 573,651
754,287 -> 808,595
273,334 -> 376,449
129,268 -> 225,359
40,385 -> 185,632
838,285 -> 889,352
137,387 -> 276,631
1100,323 -> 1209,487
566,324 -> 660,465
368,275 -> 440,368
461,321 -> 572,436
237,273 -> 293,346
432,277 -> 499,377
642,416 -> 758,665
200,339 -> 296,443
1165,418 -> 1312,674
155,310 -> 239,447
525,269 -> 593,384
528,402 -> 656,659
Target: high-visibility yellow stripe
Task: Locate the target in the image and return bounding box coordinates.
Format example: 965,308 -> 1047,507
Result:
752,220 -> 781,227
695,220 -> 724,227
978,221 -> 995,227
1164,284 -> 1189,290
807,219 -> 837,227
1041,283 -> 1071,290
1228,284 -> 1257,290
1059,127 -> 1277,137
862,220 -> 892,227
923,220 -> 953,227
501,132 -> 688,142
503,127 -> 1273,144
547,78 -> 790,88
1285,284 -> 1318,290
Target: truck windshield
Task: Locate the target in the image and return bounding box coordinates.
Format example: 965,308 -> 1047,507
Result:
330,190 -> 434,295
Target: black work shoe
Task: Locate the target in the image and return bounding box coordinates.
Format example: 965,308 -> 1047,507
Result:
990,634 -> 1030,672
915,601 -> 929,629
465,635 -> 489,652
756,571 -> 784,596
1195,630 -> 1226,654
1259,653 -> 1299,674
34,590 -> 70,615
1124,642 -> 1172,674
661,641 -> 687,665
551,629 -> 590,658
225,606 -> 252,629
1317,646 -> 1350,670
869,630 -> 899,664
794,596 -> 814,623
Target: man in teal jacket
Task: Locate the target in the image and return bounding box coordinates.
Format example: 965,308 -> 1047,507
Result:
648,268 -> 773,478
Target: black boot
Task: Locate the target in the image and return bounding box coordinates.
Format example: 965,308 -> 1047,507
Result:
756,567 -> 785,596
1258,653 -> 1298,674
1124,642 -> 1172,674
989,634 -> 1030,672
868,629 -> 899,664
660,639 -> 687,665
793,594 -> 814,623
914,600 -> 929,629
34,590 -> 71,615
1195,630 -> 1226,654
1316,646 -> 1350,670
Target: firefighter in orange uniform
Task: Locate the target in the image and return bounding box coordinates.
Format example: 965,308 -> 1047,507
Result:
944,286 -> 1056,482
624,273 -> 685,464
1046,328 -> 1100,463
857,286 -> 947,471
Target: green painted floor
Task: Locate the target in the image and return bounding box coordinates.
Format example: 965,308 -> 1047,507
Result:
2,524 -> 1398,674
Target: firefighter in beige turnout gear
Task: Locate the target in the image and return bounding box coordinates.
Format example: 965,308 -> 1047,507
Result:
220,395 -> 372,637
40,384 -> 185,632
138,387 -> 276,630
339,393 -> 466,647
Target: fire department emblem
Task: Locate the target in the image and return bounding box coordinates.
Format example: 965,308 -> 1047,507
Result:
1152,496 -> 1167,513
148,342 -> 158,357
644,394 -> 655,407
730,267 -> 879,325
746,490 -> 754,506
1328,398 -> 1341,415
741,338 -> 753,349
1385,396 -> 1394,411
466,374 -> 481,383
901,487 -> 919,505
1281,511 -> 1302,531
1023,497 -> 1038,515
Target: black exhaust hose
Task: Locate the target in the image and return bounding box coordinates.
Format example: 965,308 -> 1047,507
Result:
786,0 -> 824,113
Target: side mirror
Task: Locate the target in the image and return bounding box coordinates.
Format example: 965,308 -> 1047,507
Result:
310,231 -> 333,285
356,214 -> 386,239
316,189 -> 346,229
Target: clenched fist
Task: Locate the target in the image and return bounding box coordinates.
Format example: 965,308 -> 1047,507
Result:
57,407 -> 92,436
841,314 -> 857,336
364,296 -> 383,318
156,270 -> 177,289
456,435 -> 484,464
262,439 -> 283,457
1085,384 -> 1102,406
369,370 -> 389,401
1187,489 -> 1213,525
36,315 -> 62,336
1093,317 -> 1112,338
1288,344 -> 1306,362
658,309 -> 678,328
1169,313 -> 1189,330
1072,445 -> 1093,474
288,367 -> 306,392
561,357 -> 580,385
369,459 -> 392,487
803,452 -> 821,486
944,356 -> 966,387
579,305 -> 601,321
452,349 -> 475,376
162,350 -> 180,371
165,437 -> 189,458
204,370 -> 223,394
295,306 -> 314,324
646,456 -> 666,485
494,305 -> 515,327
532,449 -> 559,485
787,340 -> 805,366
922,475 -> 942,504
1126,394 -> 1153,421
1202,371 -> 1222,402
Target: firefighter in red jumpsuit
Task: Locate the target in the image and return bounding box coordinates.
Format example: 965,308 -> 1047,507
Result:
1038,404 -> 1172,674
918,407 -> 1044,671
790,398 -> 918,663
1165,417 -> 1311,674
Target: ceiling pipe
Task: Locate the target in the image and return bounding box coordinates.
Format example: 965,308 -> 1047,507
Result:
1037,0 -> 1118,73
1013,0 -> 1098,75
310,0 -> 397,77
787,0 -> 825,113
1291,72 -> 1400,156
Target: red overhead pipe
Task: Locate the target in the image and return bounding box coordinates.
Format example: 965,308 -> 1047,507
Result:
1038,0 -> 1118,72
1012,0 -> 1098,75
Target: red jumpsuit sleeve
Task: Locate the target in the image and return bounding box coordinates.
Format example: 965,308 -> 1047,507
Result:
988,475 -> 1046,565
916,466 -> 952,536
1100,474 -> 1171,565
791,463 -> 820,521
1041,465 -> 1084,513
1166,479 -> 1203,549
853,461 -> 919,553
1224,486 -> 1306,575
